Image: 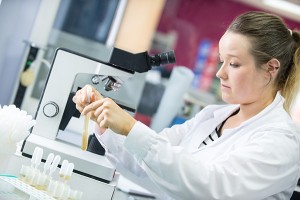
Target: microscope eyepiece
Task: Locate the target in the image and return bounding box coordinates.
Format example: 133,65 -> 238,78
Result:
150,50 -> 176,67
110,48 -> 176,73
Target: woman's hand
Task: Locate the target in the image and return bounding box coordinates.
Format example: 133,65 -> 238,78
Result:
72,85 -> 101,122
82,97 -> 136,136
72,85 -> 136,136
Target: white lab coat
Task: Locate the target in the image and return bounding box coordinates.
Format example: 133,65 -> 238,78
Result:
98,92 -> 300,200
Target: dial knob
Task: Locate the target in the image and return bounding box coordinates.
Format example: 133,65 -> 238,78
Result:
43,101 -> 59,118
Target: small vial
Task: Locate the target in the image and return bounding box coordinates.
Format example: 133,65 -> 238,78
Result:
19,164 -> 29,181
47,179 -> 58,198
35,173 -> 48,190
69,189 -> 83,200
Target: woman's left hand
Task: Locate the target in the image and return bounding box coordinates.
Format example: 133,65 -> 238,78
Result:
82,97 -> 136,136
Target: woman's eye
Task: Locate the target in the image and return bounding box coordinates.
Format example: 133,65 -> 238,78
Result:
230,63 -> 240,68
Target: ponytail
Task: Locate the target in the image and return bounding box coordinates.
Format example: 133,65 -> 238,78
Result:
282,30 -> 300,113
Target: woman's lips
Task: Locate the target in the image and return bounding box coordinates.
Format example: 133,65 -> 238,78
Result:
221,84 -> 230,89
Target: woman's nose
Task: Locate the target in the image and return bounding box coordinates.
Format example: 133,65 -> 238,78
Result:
216,64 -> 226,79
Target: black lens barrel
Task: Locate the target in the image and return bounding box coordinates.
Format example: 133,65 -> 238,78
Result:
150,50 -> 176,66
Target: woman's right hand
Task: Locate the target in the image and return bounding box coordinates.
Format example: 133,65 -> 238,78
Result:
73,84 -> 136,136
72,85 -> 103,122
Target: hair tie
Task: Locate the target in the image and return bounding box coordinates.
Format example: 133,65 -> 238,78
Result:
288,29 -> 292,36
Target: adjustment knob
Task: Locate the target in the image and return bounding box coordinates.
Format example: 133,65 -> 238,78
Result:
43,101 -> 59,118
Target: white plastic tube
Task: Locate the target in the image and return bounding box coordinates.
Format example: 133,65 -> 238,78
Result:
43,153 -> 54,174
59,160 -> 69,178
150,66 -> 194,132
65,163 -> 74,181
35,147 -> 43,168
49,155 -> 61,177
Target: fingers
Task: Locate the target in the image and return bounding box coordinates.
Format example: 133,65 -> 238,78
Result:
80,85 -> 91,105
98,111 -> 108,129
72,88 -> 85,105
73,91 -> 85,112
94,99 -> 109,116
82,97 -> 136,135
72,85 -> 104,106
75,104 -> 84,113
90,98 -> 112,129
82,99 -> 105,115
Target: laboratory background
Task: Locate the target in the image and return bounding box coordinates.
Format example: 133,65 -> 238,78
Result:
0,0 -> 300,199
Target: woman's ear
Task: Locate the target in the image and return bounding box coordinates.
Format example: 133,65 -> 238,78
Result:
266,58 -> 280,75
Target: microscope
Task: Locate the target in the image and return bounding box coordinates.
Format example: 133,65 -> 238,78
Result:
21,46 -> 175,199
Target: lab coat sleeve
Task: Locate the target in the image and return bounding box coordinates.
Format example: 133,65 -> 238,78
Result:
124,123 -> 300,200
96,128 -> 149,177
95,106 -> 211,175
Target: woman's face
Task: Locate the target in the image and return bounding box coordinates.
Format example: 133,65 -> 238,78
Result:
216,31 -> 270,105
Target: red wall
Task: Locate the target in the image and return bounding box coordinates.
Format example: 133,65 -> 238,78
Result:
157,0 -> 300,70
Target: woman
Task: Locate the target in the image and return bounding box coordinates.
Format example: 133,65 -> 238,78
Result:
73,11 -> 300,199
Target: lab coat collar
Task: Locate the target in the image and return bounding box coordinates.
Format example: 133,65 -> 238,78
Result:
214,92 -> 284,129
189,105 -> 239,151
213,104 -> 240,120
191,92 -> 284,151
233,91 -> 284,129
